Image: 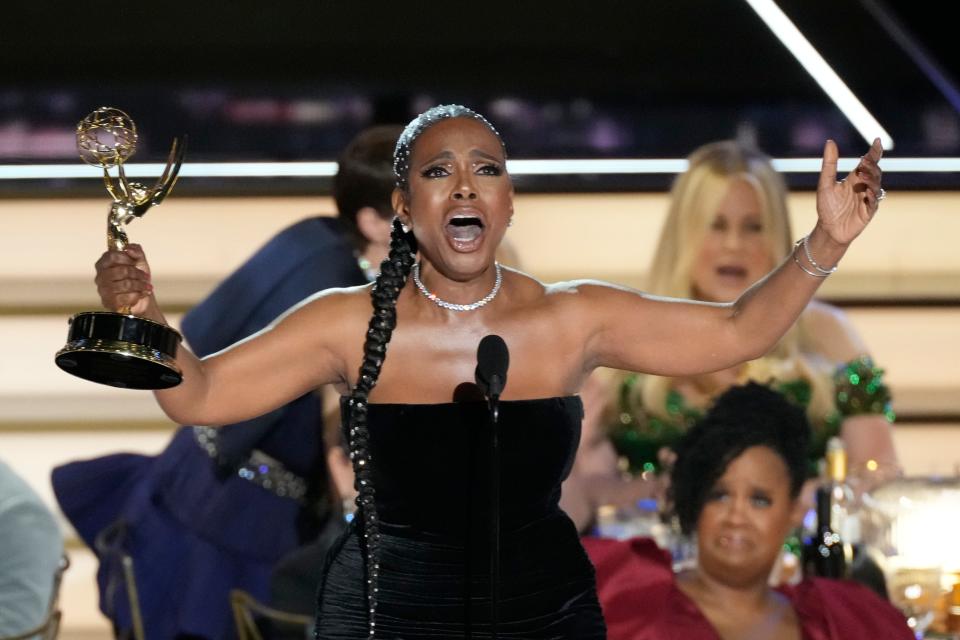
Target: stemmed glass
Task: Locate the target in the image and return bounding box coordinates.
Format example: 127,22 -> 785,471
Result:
886,564 -> 941,638
859,476 -> 960,639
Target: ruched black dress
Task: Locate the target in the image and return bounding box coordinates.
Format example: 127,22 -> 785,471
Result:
315,396 -> 606,639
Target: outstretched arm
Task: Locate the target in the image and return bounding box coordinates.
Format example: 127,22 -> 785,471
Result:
95,245 -> 352,426
581,139 -> 883,376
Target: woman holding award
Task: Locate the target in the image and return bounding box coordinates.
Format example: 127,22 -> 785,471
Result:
55,126 -> 402,639
92,104 -> 884,638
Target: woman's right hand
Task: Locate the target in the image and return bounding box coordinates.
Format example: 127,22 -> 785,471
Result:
94,243 -> 155,316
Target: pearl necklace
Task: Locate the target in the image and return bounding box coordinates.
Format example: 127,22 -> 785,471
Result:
412,262 -> 502,312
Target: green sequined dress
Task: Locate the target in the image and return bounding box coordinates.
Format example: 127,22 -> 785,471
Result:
608,356 -> 894,475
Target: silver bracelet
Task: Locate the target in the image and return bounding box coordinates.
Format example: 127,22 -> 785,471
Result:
800,234 -> 838,275
792,242 -> 830,278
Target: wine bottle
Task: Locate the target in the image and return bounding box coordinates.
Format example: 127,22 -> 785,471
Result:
803,485 -> 846,578
825,437 -> 857,565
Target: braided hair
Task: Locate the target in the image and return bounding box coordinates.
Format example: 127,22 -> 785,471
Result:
344,218 -> 416,638
345,104 -> 503,638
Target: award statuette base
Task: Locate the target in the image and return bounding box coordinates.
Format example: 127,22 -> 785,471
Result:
55,311 -> 183,389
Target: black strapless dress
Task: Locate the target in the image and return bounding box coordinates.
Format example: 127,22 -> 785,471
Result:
315,397 -> 606,639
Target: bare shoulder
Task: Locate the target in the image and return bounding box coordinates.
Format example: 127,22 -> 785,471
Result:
280,283 -> 372,321
269,283 -> 372,342
542,277 -> 649,313
544,277 -> 636,299
497,271 -> 620,337
800,299 -> 869,361
499,270 -> 630,315
498,265 -> 642,301
259,283 -> 372,388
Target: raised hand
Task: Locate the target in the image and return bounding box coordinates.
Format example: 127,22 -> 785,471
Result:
94,243 -> 155,316
815,138 -> 884,246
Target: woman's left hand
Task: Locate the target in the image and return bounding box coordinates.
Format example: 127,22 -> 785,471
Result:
815,138 -> 884,245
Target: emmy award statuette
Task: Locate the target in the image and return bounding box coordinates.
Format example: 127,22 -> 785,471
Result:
55,107 -> 186,389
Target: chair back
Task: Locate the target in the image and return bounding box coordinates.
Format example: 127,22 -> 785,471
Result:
229,589 -> 313,640
0,553 -> 70,640
93,521 -> 145,640
0,611 -> 62,640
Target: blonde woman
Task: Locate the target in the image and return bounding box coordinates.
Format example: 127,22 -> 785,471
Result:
561,141 -> 898,534
610,140 -> 898,480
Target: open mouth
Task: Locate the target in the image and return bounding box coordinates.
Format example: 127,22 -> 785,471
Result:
445,215 -> 485,244
716,265 -> 748,279
717,534 -> 753,551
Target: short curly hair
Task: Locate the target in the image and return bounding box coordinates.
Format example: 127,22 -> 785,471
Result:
670,382 -> 811,535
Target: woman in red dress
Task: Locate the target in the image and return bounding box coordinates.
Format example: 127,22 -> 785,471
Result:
585,382 -> 913,640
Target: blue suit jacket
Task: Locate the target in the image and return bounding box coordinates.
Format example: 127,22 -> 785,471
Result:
180,216 -> 366,476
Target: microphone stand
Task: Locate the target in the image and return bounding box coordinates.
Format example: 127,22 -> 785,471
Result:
475,334 -> 507,640
487,380 -> 501,640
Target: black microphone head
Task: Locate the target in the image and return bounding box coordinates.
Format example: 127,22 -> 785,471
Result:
475,334 -> 509,397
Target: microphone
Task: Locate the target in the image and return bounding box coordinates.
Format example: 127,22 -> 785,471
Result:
475,334 -> 509,640
475,334 -> 509,402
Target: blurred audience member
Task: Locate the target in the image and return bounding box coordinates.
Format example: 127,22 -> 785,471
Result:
566,140 -> 899,533
560,369 -> 661,531
0,459 -> 63,636
269,389 -> 355,624
52,125 -> 402,639
585,383 -> 912,640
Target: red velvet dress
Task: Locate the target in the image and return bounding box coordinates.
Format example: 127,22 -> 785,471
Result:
583,536 -> 914,640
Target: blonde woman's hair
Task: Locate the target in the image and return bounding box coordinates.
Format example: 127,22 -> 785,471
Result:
637,140 -> 835,425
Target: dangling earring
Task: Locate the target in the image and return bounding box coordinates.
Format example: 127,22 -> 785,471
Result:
393,214 -> 411,235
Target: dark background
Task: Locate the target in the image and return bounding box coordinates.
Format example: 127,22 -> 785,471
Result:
1,0 -> 957,191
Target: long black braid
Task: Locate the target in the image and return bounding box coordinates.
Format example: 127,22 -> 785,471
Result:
345,104 -> 502,638
345,217 -> 416,638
